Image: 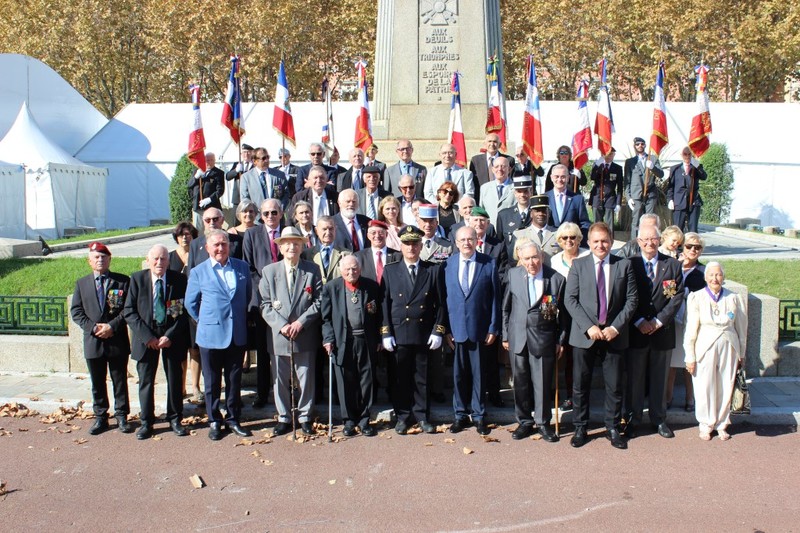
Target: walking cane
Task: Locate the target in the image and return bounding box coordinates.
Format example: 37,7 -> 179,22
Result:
328,349 -> 333,442
554,351 -> 560,436
289,336 -> 297,441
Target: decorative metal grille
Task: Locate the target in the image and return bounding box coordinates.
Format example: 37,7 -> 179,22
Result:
779,300 -> 800,341
0,296 -> 68,335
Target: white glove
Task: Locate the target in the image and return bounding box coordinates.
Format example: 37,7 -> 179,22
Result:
668,200 -> 675,210
199,198 -> 212,208
594,157 -> 604,167
690,157 -> 700,168
571,168 -> 581,178
426,334 -> 442,350
382,336 -> 396,352
614,205 -> 621,215
194,169 -> 204,179
236,162 -> 244,172
627,198 -> 635,210
645,159 -> 654,170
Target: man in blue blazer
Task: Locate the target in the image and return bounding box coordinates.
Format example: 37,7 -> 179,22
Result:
186,229 -> 253,441
547,164 -> 591,244
443,225 -> 501,435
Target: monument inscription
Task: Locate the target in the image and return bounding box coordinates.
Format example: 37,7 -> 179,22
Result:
418,1 -> 460,103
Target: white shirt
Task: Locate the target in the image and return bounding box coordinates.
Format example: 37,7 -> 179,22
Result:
210,258 -> 236,296
400,198 -> 415,225
312,190 -> 328,224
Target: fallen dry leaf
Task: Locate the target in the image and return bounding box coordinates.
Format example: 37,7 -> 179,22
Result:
251,450 -> 262,457
407,426 -> 423,435
0,430 -> 11,437
189,430 -> 198,436
152,436 -> 162,441
234,438 -> 254,447
0,480 -> 6,495
424,442 -> 433,447
29,396 -> 40,402
51,447 -> 59,452
260,459 -> 274,466
443,438 -> 456,444
0,403 -> 38,418
530,433 -> 542,441
189,474 -> 205,489
462,447 -> 474,455
17,428 -> 28,432
73,437 -> 88,445
436,424 -> 450,433
481,435 -> 500,443
328,479 -> 336,485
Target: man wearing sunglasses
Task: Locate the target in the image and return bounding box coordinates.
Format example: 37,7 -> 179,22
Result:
624,137 -> 664,235
295,142 -> 338,192
187,207 -> 243,272
240,147 -> 290,214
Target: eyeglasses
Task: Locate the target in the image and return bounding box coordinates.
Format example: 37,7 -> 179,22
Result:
634,142 -> 646,146
457,238 -> 477,243
639,237 -> 660,243
309,151 -> 324,156
399,185 -> 415,191
262,210 -> 280,216
684,243 -> 703,250
254,156 -> 269,161
558,151 -> 570,156
559,235 -> 578,241
397,147 -> 413,152
203,216 -> 221,223
439,190 -> 455,196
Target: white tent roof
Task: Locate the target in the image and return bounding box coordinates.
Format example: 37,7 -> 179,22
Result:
0,102 -> 93,169
0,54 -> 108,155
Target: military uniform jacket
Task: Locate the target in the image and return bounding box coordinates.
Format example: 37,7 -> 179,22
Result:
381,260 -> 446,345
589,162 -> 624,209
70,271 -> 131,359
419,236 -> 453,264
624,154 -> 664,201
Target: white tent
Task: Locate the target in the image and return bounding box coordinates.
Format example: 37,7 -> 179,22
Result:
0,102 -> 107,240
0,161 -> 25,239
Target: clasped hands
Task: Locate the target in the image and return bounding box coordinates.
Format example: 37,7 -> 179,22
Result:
587,325 -> 618,342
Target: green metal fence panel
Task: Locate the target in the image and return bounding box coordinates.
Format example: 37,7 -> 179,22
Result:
0,296 -> 68,335
779,300 -> 800,341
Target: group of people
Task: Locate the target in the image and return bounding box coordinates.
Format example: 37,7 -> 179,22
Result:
70,134 -> 744,447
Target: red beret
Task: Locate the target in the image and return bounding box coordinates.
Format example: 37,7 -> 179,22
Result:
88,241 -> 111,256
368,220 -> 389,230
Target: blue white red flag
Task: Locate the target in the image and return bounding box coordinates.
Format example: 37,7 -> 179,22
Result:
594,58 -> 615,156
448,72 -> 467,168
321,76 -> 336,158
485,56 -> 507,151
188,83 -> 206,171
650,61 -> 669,157
272,60 -> 296,145
571,79 -> 592,169
688,64 -> 712,158
521,56 -> 544,168
221,55 -> 245,144
353,60 -> 373,152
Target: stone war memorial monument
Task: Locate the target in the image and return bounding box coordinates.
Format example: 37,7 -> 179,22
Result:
372,0 -> 504,160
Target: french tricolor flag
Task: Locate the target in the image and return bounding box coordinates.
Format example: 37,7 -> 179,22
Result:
521,56 -> 544,169
272,60 -> 296,146
448,72 -> 467,168
650,61 -> 669,157
187,83 -> 206,172
594,58 -> 615,156
571,79 -> 592,170
688,64 -> 712,158
353,60 -> 374,152
221,55 -> 245,145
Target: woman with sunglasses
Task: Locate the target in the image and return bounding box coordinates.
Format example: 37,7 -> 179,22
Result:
436,181 -> 462,235
378,195 -> 405,250
228,199 -> 258,236
667,232 -> 706,412
550,222 -> 589,410
545,145 -> 587,194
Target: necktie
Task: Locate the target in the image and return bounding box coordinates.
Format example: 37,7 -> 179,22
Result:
538,229 -> 544,245
353,169 -> 362,190
317,195 -> 326,220
409,264 -> 417,283
426,239 -> 432,249
259,172 -> 267,199
375,250 -> 383,284
646,260 -> 655,283
528,274 -> 537,306
445,167 -> 452,182
270,229 -> 279,260
350,220 -> 360,251
497,184 -> 504,198
405,164 -> 411,176
321,247 -> 330,272
597,260 -> 607,325
601,165 -> 608,201
96,275 -> 106,311
520,208 -> 528,226
154,278 -> 166,326
367,194 -> 376,219
460,259 -> 470,295
557,193 -> 565,221
289,267 -> 296,291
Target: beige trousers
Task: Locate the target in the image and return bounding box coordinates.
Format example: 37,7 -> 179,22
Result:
691,336 -> 738,431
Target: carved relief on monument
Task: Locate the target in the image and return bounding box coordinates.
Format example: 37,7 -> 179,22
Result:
418,0 -> 460,103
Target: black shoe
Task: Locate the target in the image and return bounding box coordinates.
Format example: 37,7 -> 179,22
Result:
208,422 -> 223,441
475,420 -> 491,436
570,427 -> 588,448
606,428 -> 627,449
300,422 -> 314,436
89,418 -> 109,435
361,424 -> 377,437
170,420 -> 188,437
116,416 -> 133,433
136,423 -> 153,440
229,422 -> 252,437
395,421 -> 408,435
420,421 -> 436,434
343,422 -> 357,437
560,398 -> 573,410
625,424 -> 637,439
272,422 -> 292,436
538,425 -> 560,443
449,419 -> 468,434
656,423 -> 675,439
252,397 -> 268,409
512,424 -> 534,440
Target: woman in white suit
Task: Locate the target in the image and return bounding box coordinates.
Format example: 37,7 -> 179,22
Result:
683,262 -> 747,441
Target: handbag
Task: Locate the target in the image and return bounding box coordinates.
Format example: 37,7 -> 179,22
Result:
730,366 -> 750,415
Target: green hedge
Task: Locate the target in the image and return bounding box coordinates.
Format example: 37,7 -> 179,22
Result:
169,154 -> 195,224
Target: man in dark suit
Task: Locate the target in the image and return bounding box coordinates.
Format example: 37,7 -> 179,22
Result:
547,164 -> 591,243
123,245 -> 190,439
337,148 -> 367,192
356,166 -> 391,219
624,225 -> 684,439
274,147 -> 300,197
333,188 -> 371,252
502,240 -> 566,442
186,230 -> 253,440
288,166 -> 338,226
469,133 -> 515,203
564,222 -> 638,449
381,226 -> 447,434
322,255 -> 383,437
513,146 -> 545,191
187,208 -> 243,271
443,226 -> 501,435
589,147 -> 623,239
187,152 -> 225,231
295,142 -> 339,192
397,174 -> 424,225
667,146 -> 707,233
224,143 -> 254,225
624,137 -> 664,235
70,242 -> 132,435
242,198 -> 285,408
384,139 -> 427,196
496,176 -> 534,256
